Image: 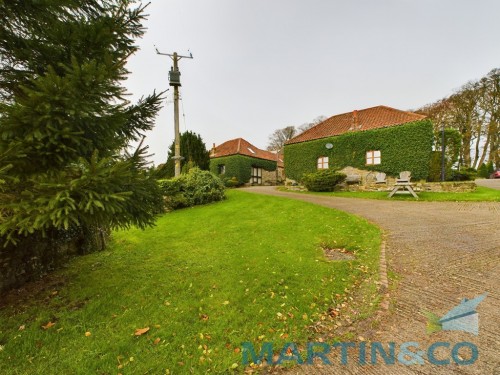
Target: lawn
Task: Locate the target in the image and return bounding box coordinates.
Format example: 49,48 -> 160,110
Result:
280,186 -> 500,202
0,190 -> 381,374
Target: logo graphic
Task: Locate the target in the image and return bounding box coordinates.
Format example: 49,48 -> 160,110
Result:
424,293 -> 487,335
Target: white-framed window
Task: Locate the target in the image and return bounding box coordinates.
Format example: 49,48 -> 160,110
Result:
366,150 -> 381,165
218,164 -> 225,174
317,156 -> 329,169
251,166 -> 263,184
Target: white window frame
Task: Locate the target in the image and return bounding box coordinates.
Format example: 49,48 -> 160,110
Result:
317,156 -> 329,170
366,150 -> 381,165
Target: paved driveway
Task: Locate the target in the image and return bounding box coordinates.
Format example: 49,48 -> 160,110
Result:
475,178 -> 500,190
242,187 -> 499,374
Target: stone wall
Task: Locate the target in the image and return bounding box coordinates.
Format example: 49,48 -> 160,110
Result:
337,166 -> 476,193
0,226 -> 107,292
261,167 -> 284,185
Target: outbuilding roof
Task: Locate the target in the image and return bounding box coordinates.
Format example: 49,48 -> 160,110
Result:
211,138 -> 283,166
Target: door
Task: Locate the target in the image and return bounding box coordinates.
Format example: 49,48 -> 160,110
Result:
251,167 -> 263,184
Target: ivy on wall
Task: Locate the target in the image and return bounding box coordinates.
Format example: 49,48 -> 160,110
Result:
284,120 -> 434,181
210,155 -> 277,184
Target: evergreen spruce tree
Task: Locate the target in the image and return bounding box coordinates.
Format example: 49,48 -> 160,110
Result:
0,0 -> 164,245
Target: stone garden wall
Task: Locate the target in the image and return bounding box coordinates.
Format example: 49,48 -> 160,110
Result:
337,166 -> 476,193
0,227 -> 107,292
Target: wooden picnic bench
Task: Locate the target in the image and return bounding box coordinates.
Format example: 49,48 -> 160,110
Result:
388,171 -> 418,199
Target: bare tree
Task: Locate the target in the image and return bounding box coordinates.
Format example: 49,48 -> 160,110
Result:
267,116 -> 327,151
297,115 -> 327,133
417,67 -> 500,169
266,126 -> 297,151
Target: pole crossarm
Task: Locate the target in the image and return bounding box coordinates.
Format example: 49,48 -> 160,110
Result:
155,48 -> 193,60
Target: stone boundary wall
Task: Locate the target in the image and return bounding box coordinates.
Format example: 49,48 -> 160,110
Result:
285,166 -> 476,193
0,227 -> 107,292
337,166 -> 476,193
343,181 -> 476,193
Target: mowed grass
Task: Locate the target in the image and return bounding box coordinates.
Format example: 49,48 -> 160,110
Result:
281,186 -> 500,202
0,190 -> 381,374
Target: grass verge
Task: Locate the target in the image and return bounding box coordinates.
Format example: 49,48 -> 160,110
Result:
0,190 -> 381,373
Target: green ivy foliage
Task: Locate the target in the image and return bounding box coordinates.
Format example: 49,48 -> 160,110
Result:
209,155 -> 277,185
284,120 -> 434,181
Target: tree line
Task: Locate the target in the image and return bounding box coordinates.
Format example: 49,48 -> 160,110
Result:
416,68 -> 499,170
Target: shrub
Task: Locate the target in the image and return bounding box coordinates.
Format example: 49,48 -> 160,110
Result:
450,168 -> 476,181
301,170 -> 346,192
223,176 -> 240,188
478,161 -> 495,178
159,168 -> 226,210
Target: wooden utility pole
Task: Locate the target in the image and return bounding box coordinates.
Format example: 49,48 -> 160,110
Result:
156,48 -> 193,177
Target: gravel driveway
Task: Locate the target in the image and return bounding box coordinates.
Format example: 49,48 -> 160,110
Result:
243,187 -> 500,375
475,178 -> 500,190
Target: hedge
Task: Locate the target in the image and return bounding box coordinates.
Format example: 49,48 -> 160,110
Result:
284,120 -> 434,181
158,168 -> 226,210
302,170 -> 346,192
209,155 -> 277,185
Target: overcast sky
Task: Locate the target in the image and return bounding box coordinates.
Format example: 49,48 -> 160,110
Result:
125,0 -> 500,165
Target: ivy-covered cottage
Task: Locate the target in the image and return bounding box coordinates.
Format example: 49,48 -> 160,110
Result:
210,138 -> 283,185
284,105 -> 434,181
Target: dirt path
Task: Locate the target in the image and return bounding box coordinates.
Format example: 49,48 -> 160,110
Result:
242,187 -> 500,374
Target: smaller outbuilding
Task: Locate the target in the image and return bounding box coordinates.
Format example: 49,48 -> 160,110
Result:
210,138 -> 283,185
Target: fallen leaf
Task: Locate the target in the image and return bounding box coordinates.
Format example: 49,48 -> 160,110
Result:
19,325 -> 25,331
134,327 -> 150,336
234,347 -> 241,354
153,337 -> 161,345
222,301 -> 229,305
200,314 -> 209,321
42,321 -> 55,330
85,331 -> 91,337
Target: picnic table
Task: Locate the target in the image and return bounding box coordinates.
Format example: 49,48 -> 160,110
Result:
388,171 -> 419,199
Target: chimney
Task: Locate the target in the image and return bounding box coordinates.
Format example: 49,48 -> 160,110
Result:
349,110 -> 358,130
211,143 -> 216,156
352,109 -> 362,130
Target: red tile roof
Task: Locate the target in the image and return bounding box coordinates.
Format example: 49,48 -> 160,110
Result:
286,105 -> 426,145
211,138 -> 282,165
